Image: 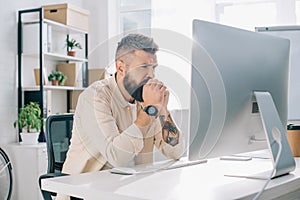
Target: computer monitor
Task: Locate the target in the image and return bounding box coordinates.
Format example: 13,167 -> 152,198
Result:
189,20 -> 295,177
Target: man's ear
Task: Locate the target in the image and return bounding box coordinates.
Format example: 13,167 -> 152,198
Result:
116,60 -> 126,76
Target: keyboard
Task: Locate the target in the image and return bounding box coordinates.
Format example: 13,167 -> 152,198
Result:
109,159 -> 209,175
165,159 -> 208,170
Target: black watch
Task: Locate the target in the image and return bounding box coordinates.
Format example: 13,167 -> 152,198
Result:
143,105 -> 158,116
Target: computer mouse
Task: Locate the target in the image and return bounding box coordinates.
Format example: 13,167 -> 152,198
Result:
109,167 -> 137,175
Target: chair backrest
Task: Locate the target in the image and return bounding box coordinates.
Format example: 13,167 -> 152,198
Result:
46,113 -> 74,173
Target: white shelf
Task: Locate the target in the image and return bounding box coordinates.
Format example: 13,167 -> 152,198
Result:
22,85 -> 86,91
22,18 -> 87,34
44,19 -> 87,34
44,52 -> 87,62
120,8 -> 151,13
22,52 -> 88,62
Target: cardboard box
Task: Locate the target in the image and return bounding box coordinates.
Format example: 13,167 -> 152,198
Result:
57,63 -> 83,87
43,3 -> 90,32
88,69 -> 106,85
69,90 -> 83,111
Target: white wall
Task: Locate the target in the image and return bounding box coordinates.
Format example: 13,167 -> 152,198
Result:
83,0 -> 110,70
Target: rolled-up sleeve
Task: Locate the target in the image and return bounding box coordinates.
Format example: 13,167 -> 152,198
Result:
153,119 -> 185,160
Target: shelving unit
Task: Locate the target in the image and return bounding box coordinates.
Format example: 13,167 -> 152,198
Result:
17,7 -> 88,142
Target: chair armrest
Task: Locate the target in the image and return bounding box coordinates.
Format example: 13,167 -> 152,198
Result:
39,173 -> 69,200
40,172 -> 68,180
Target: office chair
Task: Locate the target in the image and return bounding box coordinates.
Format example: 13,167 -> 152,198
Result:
39,113 -> 82,200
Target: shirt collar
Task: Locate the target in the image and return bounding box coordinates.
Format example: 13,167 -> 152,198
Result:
107,75 -> 131,108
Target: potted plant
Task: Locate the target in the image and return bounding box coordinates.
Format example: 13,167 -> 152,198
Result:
66,38 -> 82,56
48,71 -> 67,86
13,102 -> 42,144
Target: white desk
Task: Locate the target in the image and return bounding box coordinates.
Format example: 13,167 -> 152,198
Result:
41,155 -> 300,200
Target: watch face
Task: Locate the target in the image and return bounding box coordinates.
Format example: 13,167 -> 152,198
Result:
148,106 -> 156,114
145,105 -> 158,116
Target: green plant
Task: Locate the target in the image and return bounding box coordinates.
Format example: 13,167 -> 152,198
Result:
13,102 -> 42,133
48,71 -> 67,86
66,38 -> 82,52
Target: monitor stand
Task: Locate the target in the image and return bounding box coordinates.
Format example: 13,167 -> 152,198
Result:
225,91 -> 295,179
254,91 -> 295,178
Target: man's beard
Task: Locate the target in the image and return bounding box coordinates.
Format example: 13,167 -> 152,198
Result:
123,75 -> 151,102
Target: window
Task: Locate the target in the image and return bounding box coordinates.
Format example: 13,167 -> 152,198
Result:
216,0 -> 277,30
215,0 -> 298,30
296,0 -> 300,23
120,0 -> 151,34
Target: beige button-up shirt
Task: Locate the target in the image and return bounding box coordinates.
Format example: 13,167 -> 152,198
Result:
62,76 -> 185,175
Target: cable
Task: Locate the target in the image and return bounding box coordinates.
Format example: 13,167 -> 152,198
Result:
252,127 -> 282,200
249,135 -> 267,143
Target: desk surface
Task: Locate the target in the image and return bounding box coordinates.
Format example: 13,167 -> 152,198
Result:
41,152 -> 300,200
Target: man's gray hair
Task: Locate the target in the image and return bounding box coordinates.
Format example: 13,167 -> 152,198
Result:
115,33 -> 159,60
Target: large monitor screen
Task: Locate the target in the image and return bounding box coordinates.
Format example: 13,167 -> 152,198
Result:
189,20 -> 290,161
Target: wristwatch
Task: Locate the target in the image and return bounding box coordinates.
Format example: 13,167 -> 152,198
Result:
143,105 -> 158,116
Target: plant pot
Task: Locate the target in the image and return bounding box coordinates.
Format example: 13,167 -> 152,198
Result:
20,132 -> 39,145
51,80 -> 59,86
67,51 -> 76,57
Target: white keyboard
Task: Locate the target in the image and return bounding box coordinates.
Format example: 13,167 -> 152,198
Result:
110,159 -> 208,175
165,159 -> 208,170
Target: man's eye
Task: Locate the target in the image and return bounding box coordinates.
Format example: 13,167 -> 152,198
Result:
142,65 -> 151,69
139,64 -> 157,70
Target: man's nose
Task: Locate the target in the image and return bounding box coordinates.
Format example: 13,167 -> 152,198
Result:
147,72 -> 154,79
146,74 -> 154,80
147,67 -> 155,78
